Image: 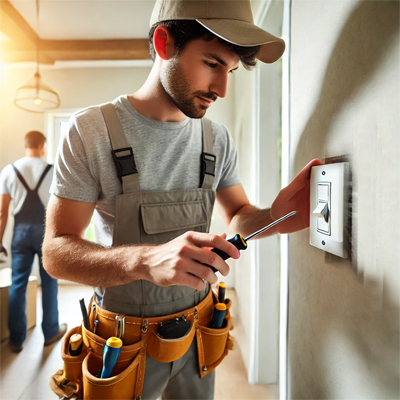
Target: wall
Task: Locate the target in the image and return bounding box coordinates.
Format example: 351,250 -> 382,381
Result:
288,1 -> 399,398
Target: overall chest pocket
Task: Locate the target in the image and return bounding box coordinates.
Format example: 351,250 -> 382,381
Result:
113,188 -> 215,246
140,200 -> 208,244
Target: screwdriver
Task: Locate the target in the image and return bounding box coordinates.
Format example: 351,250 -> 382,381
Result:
208,211 -> 296,273
101,337 -> 122,378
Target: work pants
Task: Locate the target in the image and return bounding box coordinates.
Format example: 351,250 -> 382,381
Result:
8,223 -> 59,346
142,339 -> 215,400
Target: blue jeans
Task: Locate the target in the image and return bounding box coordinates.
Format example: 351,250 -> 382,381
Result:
8,223 -> 59,346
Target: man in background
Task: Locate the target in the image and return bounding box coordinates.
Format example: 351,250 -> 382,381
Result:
0,131 -> 66,353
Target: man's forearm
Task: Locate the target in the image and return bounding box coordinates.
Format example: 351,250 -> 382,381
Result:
42,230 -> 239,291
228,204 -> 277,240
42,235 -> 151,287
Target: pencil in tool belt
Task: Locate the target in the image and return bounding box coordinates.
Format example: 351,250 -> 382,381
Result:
212,303 -> 227,329
79,298 -> 90,331
69,333 -> 83,356
218,282 -> 226,303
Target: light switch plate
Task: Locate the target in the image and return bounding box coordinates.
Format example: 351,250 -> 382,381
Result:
309,162 -> 349,258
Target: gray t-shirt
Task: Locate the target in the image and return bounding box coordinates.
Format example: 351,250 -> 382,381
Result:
51,96 -> 240,247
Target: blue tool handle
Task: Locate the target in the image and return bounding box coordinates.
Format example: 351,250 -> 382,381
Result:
212,304 -> 227,328
101,338 -> 122,379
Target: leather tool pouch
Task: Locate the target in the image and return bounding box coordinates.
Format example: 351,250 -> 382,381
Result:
50,325 -> 87,399
50,323 -> 144,400
81,325 -> 144,400
157,316 -> 191,339
195,292 -> 234,378
49,289 -> 233,399
147,319 -> 195,364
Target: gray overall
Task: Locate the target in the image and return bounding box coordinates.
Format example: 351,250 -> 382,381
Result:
99,103 -> 218,399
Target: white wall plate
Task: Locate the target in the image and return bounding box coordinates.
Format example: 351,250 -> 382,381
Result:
309,162 -> 350,258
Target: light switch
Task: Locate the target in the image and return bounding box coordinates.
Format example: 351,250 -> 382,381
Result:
309,163 -> 349,258
313,182 -> 331,234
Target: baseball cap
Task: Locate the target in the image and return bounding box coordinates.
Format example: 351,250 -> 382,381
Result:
150,0 -> 285,63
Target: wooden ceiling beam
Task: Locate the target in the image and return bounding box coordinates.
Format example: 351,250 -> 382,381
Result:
1,38 -> 151,63
39,39 -> 151,61
0,0 -> 38,47
0,51 -> 55,64
0,41 -> 55,64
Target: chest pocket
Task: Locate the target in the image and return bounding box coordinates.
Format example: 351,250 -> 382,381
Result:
113,188 -> 215,246
141,200 -> 207,235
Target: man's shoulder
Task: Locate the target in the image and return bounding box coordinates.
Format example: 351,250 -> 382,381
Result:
207,119 -> 231,143
72,97 -> 124,134
0,163 -> 13,179
208,118 -> 226,130
73,104 -> 104,125
14,157 -> 48,168
74,96 -> 122,119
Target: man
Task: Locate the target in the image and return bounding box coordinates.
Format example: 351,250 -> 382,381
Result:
43,0 -> 321,398
0,131 -> 66,353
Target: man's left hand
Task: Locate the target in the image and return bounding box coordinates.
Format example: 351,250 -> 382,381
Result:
271,159 -> 323,234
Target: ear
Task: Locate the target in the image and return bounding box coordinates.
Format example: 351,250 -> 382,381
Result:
153,25 -> 173,60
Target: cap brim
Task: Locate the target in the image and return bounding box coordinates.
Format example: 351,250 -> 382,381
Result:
197,19 -> 285,63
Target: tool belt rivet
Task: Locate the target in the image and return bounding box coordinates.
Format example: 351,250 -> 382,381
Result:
194,308 -> 198,320
202,365 -> 207,372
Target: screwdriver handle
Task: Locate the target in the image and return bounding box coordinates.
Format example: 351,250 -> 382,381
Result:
207,234 -> 247,273
101,337 -> 122,379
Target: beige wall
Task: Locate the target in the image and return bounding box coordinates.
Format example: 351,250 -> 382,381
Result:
288,1 -> 399,398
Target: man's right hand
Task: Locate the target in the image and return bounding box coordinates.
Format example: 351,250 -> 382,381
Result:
139,231 -> 240,291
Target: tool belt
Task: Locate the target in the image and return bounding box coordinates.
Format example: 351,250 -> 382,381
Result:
50,288 -> 233,400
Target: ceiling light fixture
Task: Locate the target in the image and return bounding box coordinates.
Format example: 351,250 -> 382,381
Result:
13,0 -> 60,113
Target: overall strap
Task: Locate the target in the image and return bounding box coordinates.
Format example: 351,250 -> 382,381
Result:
12,164 -> 30,191
200,118 -> 216,189
34,164 -> 52,191
100,103 -> 139,194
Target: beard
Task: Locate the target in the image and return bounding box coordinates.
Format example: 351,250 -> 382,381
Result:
160,56 -> 217,119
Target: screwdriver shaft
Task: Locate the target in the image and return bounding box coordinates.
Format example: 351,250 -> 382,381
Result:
244,211 -> 297,241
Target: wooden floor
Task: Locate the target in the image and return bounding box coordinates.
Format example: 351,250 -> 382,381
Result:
0,284 -> 278,400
